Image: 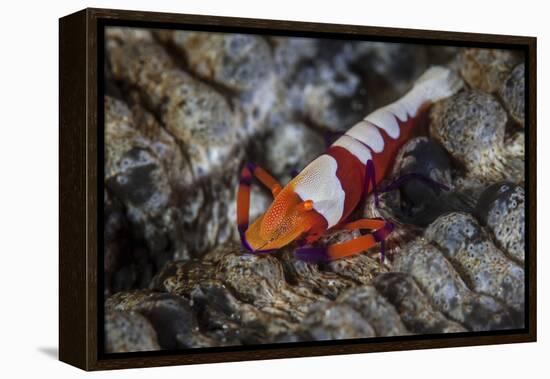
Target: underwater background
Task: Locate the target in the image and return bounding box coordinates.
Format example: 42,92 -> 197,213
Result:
103,27 -> 525,352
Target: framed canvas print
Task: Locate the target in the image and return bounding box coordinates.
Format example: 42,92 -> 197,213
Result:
59,8 -> 536,371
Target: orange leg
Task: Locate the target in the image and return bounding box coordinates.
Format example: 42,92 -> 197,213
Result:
294,218 -> 394,263
335,218 -> 386,232
236,162 -> 281,250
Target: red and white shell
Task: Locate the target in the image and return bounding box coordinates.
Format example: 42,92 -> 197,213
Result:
290,66 -> 463,229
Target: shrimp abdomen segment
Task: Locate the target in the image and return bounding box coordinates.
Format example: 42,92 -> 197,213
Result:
333,66 -> 463,186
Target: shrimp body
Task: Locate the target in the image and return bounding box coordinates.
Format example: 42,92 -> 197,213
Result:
237,66 -> 462,262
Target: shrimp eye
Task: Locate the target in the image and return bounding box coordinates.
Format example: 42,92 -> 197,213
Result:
301,200 -> 314,211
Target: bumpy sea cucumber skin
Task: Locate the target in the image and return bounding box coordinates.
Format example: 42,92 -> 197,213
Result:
106,290 -> 202,349
500,63 -> 525,127
458,48 -> 521,94
336,286 -> 410,336
301,302 -> 377,341
393,241 -> 518,331
476,183 -> 525,264
374,273 -> 467,334
103,35 -> 527,350
430,90 -> 508,180
424,212 -> 524,317
105,310 -> 160,353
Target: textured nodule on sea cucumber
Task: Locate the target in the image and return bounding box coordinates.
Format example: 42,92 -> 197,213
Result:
299,302 -> 376,341
336,286 -> 410,336
105,310 -> 160,353
284,285 -> 409,341
430,89 -> 508,181
391,137 -> 453,188
424,212 -> 524,319
476,183 -> 525,264
458,48 -> 521,93
153,30 -> 279,136
393,241 -> 518,331
106,290 -> 202,349
499,63 -> 525,127
374,273 -> 466,334
382,137 -> 472,226
155,31 -> 274,94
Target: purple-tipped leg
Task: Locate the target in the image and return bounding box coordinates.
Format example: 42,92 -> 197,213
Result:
236,161 -> 283,255
378,173 -> 450,193
365,160 -> 380,207
294,246 -> 331,263
238,225 -> 254,252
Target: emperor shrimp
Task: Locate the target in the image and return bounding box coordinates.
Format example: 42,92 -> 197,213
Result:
236,66 -> 463,263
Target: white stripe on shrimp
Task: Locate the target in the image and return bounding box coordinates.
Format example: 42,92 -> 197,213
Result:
346,121 -> 385,153
349,66 -> 463,142
332,135 -> 373,164
293,155 -> 345,228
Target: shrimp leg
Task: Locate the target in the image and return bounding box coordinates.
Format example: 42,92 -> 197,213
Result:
236,162 -> 282,250
294,218 -> 394,263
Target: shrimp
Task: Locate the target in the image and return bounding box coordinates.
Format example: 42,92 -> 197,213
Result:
236,66 -> 462,262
